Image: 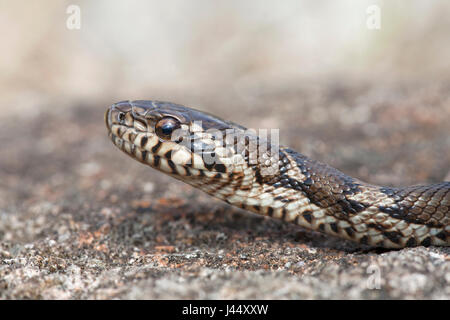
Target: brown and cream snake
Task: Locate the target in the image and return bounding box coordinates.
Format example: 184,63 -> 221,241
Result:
105,100 -> 449,248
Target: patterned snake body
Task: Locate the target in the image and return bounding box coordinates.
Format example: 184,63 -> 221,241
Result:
105,100 -> 449,248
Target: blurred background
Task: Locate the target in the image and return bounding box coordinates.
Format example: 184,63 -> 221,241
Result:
1,0 -> 449,201
1,0 -> 450,202
1,0 -> 450,113
0,0 -> 449,300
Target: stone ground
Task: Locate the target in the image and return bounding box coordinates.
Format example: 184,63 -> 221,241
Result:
0,80 -> 449,299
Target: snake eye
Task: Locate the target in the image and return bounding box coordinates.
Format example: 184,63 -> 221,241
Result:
155,117 -> 181,140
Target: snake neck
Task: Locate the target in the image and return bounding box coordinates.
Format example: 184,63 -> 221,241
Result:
191,148 -> 449,248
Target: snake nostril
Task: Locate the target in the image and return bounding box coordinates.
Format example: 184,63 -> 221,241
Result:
118,112 -> 126,124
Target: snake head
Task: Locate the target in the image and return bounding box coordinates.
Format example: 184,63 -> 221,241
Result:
105,100 -> 281,189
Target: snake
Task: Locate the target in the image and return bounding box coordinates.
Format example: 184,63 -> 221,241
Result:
105,100 -> 449,248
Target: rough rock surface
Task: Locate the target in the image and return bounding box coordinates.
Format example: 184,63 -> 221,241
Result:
0,82 -> 449,299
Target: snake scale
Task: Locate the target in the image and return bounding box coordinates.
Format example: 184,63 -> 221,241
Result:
105,100 -> 449,248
